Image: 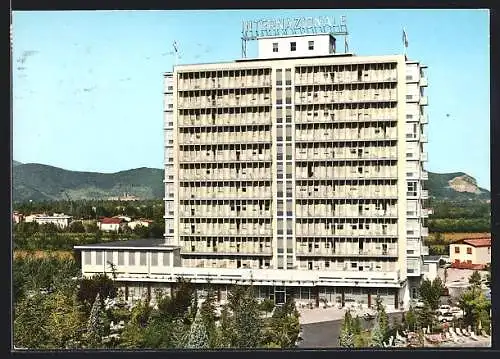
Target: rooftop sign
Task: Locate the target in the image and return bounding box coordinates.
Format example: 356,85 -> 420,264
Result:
242,15 -> 348,40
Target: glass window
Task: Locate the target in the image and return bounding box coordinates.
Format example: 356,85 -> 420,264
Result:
84,251 -> 92,265
140,252 -> 147,266
276,88 -> 283,105
466,247 -> 472,254
290,42 -> 296,51
285,88 -> 292,104
118,251 -> 124,265
308,41 -> 314,50
454,247 -> 460,254
95,251 -> 103,265
163,252 -> 170,266
285,69 -> 292,85
151,252 -> 158,266
273,42 -> 278,53
276,69 -> 282,85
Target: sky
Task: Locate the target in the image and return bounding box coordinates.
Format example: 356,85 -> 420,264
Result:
12,9 -> 490,189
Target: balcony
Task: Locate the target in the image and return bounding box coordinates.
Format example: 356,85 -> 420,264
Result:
420,96 -> 428,106
421,227 -> 429,237
422,246 -> 429,255
420,77 -> 428,87
420,133 -> 428,143
295,250 -> 398,258
420,114 -> 428,124
421,189 -> 429,199
421,171 -> 429,180
421,152 -> 428,162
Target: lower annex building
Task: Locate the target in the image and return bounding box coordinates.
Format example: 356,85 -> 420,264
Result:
75,17 -> 430,310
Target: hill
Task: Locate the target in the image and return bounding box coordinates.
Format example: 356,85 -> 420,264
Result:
12,162 -> 490,203
13,163 -> 164,202
427,172 -> 490,201
13,160 -> 23,167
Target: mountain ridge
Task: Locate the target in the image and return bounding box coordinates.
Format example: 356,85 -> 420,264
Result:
12,162 -> 490,203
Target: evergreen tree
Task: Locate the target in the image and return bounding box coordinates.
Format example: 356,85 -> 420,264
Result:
338,310 -> 355,348
186,308 -> 210,349
230,286 -> 263,348
84,293 -> 107,348
370,318 -> 384,347
200,285 -> 218,348
469,270 -> 482,287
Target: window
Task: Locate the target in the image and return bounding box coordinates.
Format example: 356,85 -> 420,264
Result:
466,247 -> 472,255
290,42 -> 296,51
308,41 -> 314,50
151,252 -> 158,266
84,251 -> 92,265
118,251 -> 124,265
325,261 -> 330,268
95,251 -> 103,265
140,252 -> 147,266
167,86 -> 173,91
273,42 -> 278,52
454,247 -> 460,254
407,181 -> 417,197
129,252 -> 135,265
285,69 -> 292,85
276,69 -> 282,86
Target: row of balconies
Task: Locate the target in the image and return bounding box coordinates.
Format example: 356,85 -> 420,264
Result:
180,187 -> 272,199
295,128 -> 397,141
294,70 -> 397,85
181,242 -> 273,255
179,131 -> 272,144
295,147 -> 397,161
177,76 -> 272,91
178,114 -> 271,127
179,225 -> 272,236
177,96 -> 272,109
179,150 -> 272,163
181,258 -> 271,270
295,206 -> 398,218
296,186 -> 398,198
295,249 -> 398,258
295,111 -> 398,124
295,224 -> 397,236
178,168 -> 272,181
295,93 -> 397,105
295,166 -> 398,180
179,206 -> 272,218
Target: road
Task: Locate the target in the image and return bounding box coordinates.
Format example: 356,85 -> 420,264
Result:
298,312 -> 404,348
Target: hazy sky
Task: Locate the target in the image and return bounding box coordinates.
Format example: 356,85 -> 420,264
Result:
12,9 -> 490,189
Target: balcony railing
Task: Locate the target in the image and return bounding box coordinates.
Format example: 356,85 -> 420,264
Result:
420,96 -> 428,106
421,189 -> 429,199
420,77 -> 428,87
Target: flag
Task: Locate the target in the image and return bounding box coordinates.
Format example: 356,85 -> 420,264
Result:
402,28 -> 408,48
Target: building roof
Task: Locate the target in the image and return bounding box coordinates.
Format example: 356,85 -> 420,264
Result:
74,238 -> 180,251
99,217 -> 123,224
423,255 -> 443,262
461,238 -> 491,248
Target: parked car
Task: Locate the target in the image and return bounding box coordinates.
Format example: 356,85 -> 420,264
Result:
437,312 -> 455,323
450,307 -> 464,319
415,301 -> 425,309
436,305 -> 452,315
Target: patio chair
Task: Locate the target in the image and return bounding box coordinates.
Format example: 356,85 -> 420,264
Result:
450,329 -> 464,344
461,328 -> 471,337
481,330 -> 490,338
469,331 -> 479,341
455,327 -> 463,336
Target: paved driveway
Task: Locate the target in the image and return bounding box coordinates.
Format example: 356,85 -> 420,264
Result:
298,312 -> 403,348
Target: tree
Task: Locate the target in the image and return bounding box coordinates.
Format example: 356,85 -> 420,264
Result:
77,274 -> 117,311
228,286 -> 263,348
199,285 -> 218,348
267,297 -> 301,348
186,308 -> 210,349
68,221 -> 86,233
84,293 -> 108,348
338,310 -> 355,348
133,224 -> 150,238
14,292 -> 50,349
458,286 -> 491,330
370,318 -> 384,347
468,270 -> 482,286
405,307 -> 418,331
45,290 -> 87,349
374,296 -> 389,340
418,278 -> 445,310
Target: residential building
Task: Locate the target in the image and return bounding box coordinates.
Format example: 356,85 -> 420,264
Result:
32,213 -> 73,229
12,211 -> 24,224
98,217 -> 127,232
75,20 -> 430,309
128,219 -> 154,230
449,238 -> 491,269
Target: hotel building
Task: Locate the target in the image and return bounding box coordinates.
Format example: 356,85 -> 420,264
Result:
75,28 -> 430,309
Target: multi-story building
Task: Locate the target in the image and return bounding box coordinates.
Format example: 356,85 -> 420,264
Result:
449,238 -> 491,270
75,26 -> 430,310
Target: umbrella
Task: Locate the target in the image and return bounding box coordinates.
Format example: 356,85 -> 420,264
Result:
427,325 -> 431,334
478,320 -> 482,331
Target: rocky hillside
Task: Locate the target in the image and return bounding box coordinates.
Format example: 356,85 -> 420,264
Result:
427,172 -> 490,201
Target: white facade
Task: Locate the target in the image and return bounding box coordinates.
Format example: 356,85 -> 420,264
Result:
257,34 -> 336,59
75,34 -> 430,310
33,214 -> 72,229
